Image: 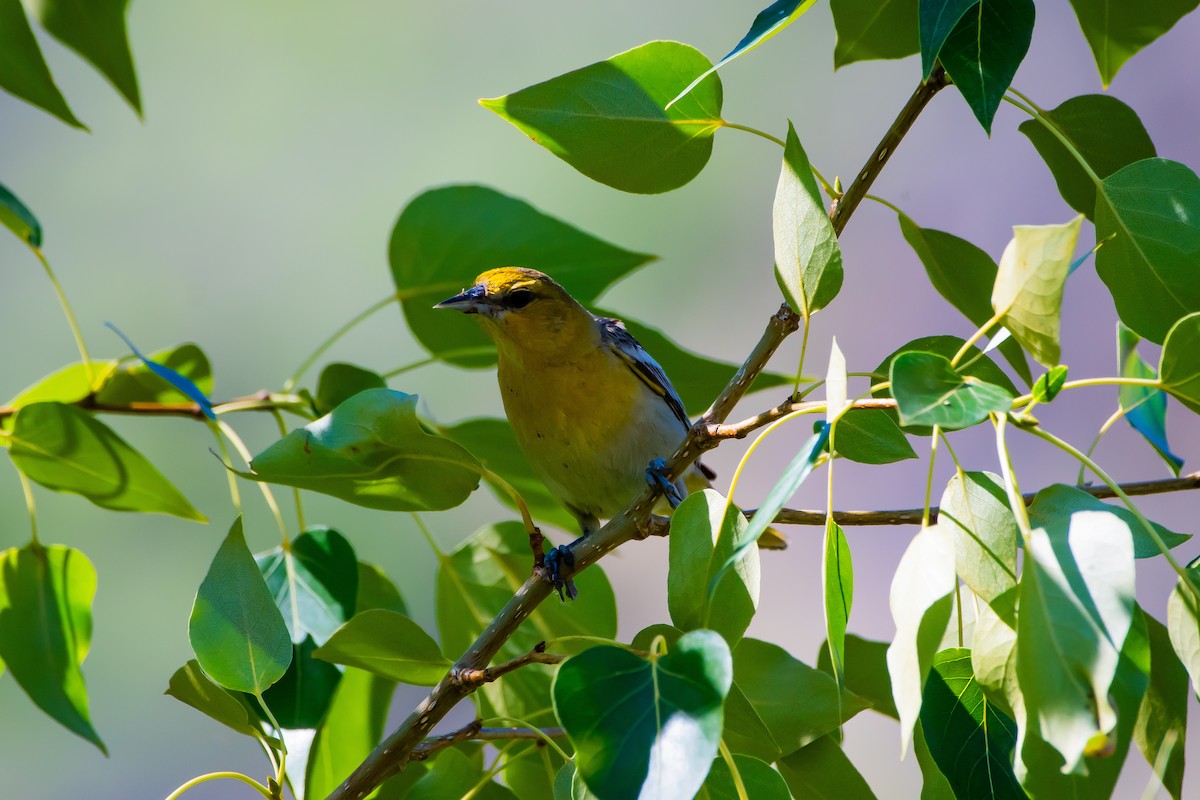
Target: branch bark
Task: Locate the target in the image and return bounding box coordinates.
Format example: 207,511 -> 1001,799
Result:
410,721 -> 566,762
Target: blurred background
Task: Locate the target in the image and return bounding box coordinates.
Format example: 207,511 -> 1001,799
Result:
1,1 -> 1198,797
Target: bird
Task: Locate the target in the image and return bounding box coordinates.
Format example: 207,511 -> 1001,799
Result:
435,266 -> 785,594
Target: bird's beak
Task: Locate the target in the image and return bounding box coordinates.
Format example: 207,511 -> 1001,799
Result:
433,284 -> 491,314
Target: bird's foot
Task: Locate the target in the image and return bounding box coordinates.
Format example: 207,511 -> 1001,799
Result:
544,545 -> 578,601
646,457 -> 685,508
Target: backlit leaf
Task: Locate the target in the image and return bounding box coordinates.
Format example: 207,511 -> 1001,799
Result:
95,343 -> 214,407
305,666 -> 396,800
1166,567 -> 1200,697
1027,484 -> 1189,559
1031,366 -> 1068,403
165,659 -> 267,741
939,471 -> 1016,603
1118,323 -> 1182,475
6,361 -> 118,408
831,0 -> 918,69
1066,0 -> 1200,86
103,324 -> 215,419
816,633 -> 898,719
1159,312 -> 1200,414
889,352 -> 1013,430
822,520 -> 853,692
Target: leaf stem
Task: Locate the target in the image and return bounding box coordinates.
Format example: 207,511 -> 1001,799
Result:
717,120 -> 786,148
410,513 -> 445,558
718,740 -> 750,800
218,420 -> 289,541
923,426 -> 941,527
1002,92 -> 1101,185
269,409 -> 306,533
792,320 -> 811,399
1076,405 -> 1131,485
30,246 -> 95,388
282,291 -> 398,391
864,193 -> 903,215
482,717 -> 571,761
163,771 -> 273,800
16,469 -> 39,545
382,356 -> 440,379
1012,376 -> 1161,407
951,309 -> 1006,366
725,403 -> 826,510
208,421 -> 243,514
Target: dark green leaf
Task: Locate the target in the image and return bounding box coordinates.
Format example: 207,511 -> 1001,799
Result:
1017,498 -> 1135,773
1028,484 -> 1190,559
305,666 -> 397,800
0,181 -> 42,246
1118,323 -> 1182,475
94,343 -> 214,406
407,748 -> 517,800
315,363 -> 386,416
887,524 -> 956,749
316,610 -> 451,686
6,361 -> 117,408
733,637 -> 868,754
601,312 -> 791,414
1066,0 -> 1200,86
244,388 -> 481,511
481,41 -> 723,194
723,680 -> 783,762
1018,94 -> 1156,220
1135,612 -> 1187,800
832,408 -> 917,464
890,352 -> 1013,429
918,0 -> 978,77
669,489 -> 759,647
777,735 -> 878,799
166,660 -> 265,741
390,185 -> 653,367
188,518 -> 292,694
553,762 -> 599,800
8,401 -> 205,520
897,214 -> 1031,384
1095,159 -> 1200,343
553,630 -> 732,800
699,754 -> 790,800
0,0 -> 83,127
874,336 -> 1019,398
939,471 -> 1017,602
506,744 -> 568,800
914,722 -> 956,800
920,648 -> 1025,800
1160,312 -> 1200,414
32,0 -> 140,113
822,520 -> 853,691
1031,366 -> 1068,403
831,0 -> 919,69
257,527 -> 358,646
261,636 -> 342,729
0,544 -> 104,752
774,122 -> 843,317
816,634 -> 898,719
938,0 -> 1035,133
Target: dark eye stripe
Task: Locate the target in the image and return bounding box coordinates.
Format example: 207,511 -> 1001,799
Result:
503,288 -> 536,309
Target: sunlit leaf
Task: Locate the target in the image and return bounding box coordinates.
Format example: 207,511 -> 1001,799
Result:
1117,323 -> 1182,475
1031,366 -> 1068,403
0,544 -> 104,752
553,630 -> 731,800
0,0 -> 83,127
1066,0 -> 1200,86
482,41 -> 723,193
939,471 -> 1016,603
1027,484 -> 1189,559
95,343 -> 214,408
6,361 -> 118,408
103,324 -> 215,419
889,352 -> 1013,430
831,0 -> 918,69
8,401 -> 205,520
165,659 -> 268,742
1166,566 -> 1200,697
1159,312 -> 1200,414
937,0 -> 1035,133
1134,611 -> 1187,800
822,520 -> 853,692
816,633 -> 898,719
31,0 -> 140,113
0,181 -> 43,246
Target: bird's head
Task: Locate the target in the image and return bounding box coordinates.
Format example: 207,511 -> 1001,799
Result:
434,267 -> 594,360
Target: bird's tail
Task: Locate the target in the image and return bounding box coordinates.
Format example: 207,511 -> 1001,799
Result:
756,524 -> 788,550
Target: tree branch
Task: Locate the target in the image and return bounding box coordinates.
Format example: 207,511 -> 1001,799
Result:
0,390 -> 309,421
452,642 -> 564,686
409,721 -> 566,762
758,470 -> 1200,526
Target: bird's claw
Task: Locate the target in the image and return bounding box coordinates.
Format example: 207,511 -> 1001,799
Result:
646,457 -> 685,508
544,545 -> 578,601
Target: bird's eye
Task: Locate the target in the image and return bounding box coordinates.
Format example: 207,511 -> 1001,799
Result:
503,288 -> 536,309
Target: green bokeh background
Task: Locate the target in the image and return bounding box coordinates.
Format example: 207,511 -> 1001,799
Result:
0,2 -> 1197,797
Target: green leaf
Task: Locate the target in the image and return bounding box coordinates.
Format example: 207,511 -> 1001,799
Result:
875,335 -> 1019,398
1031,366 -> 1068,403
1135,611 -> 1187,800
1066,0 -> 1200,86
244,388 -> 481,512
1016,501 -> 1135,774
920,648 -> 1025,800
991,216 -> 1083,367
305,666 -> 397,800
773,122 -> 843,318
918,0 -> 978,78
1028,484 -> 1190,559
315,610 -> 451,686
31,0 -> 141,113
390,185 -> 653,368
601,312 -> 791,414
1166,567 -> 1200,697
8,401 -> 205,520
315,362 -> 386,415
94,343 -> 214,406
407,748 -> 516,800
1118,323 -> 1182,475
1160,312 -> 1200,414
257,527 -> 358,646
939,471 -> 1016,603
165,659 -> 265,741
1095,159 -> 1200,343
669,489 -> 759,648
914,722 -> 956,800
669,0 -> 817,107
776,735 -> 879,799
481,41 -> 723,194
0,544 -> 104,752
832,409 -> 916,464
831,0 -> 919,69
0,0 -> 83,127
553,630 -> 732,800
822,520 -> 853,692
816,633 -> 898,719
260,635 -> 342,730
188,518 -> 292,694
723,680 -> 784,763
887,523 -> 956,751
733,637 -> 868,754
1018,94 -> 1156,220
6,361 -> 118,408
889,352 -> 1013,430
439,417 -> 576,531
553,762 -> 600,800
699,754 -> 791,800
970,590 -> 1019,718
938,0 -> 1035,133
898,213 -> 1032,384
0,181 -> 43,246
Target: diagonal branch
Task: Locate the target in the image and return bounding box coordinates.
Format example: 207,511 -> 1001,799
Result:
410,721 -> 566,762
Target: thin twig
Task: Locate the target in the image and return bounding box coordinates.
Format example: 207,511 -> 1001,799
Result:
452,643 -> 564,686
757,470 -> 1200,526
708,397 -> 897,441
410,721 -> 566,762
0,389 -> 308,421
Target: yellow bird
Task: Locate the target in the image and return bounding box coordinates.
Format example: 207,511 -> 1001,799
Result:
435,267 -> 784,593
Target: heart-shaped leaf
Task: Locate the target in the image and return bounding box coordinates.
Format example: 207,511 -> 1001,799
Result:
1067,0 -> 1200,86
832,409 -> 916,464
889,352 -> 1013,430
918,0 -> 979,78
776,735 -> 879,799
